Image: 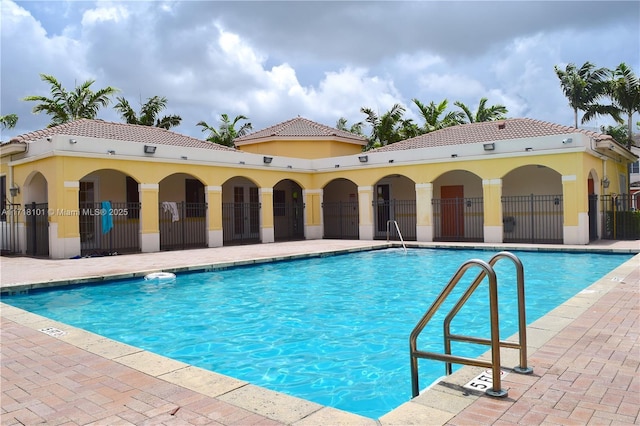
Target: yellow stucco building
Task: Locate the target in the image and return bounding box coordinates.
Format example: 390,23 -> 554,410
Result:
1,116 -> 636,259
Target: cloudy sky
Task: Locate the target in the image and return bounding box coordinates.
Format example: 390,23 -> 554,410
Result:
2,1 -> 639,142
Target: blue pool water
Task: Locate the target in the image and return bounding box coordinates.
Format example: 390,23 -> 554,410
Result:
1,248 -> 632,418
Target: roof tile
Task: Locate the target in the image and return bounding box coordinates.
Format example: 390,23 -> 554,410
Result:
9,119 -> 237,151
371,118 -> 609,152
235,116 -> 366,143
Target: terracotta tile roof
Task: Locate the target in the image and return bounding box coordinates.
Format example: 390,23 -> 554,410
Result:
8,119 -> 237,151
371,118 -> 610,152
234,116 -> 367,143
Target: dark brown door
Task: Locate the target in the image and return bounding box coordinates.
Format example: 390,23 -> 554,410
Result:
442,185 -> 464,237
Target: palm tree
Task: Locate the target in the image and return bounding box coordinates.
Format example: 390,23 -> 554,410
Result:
0,114 -> 18,129
587,63 -> 639,149
412,98 -> 463,132
336,117 -> 364,135
360,104 -> 407,150
197,114 -> 252,147
23,74 -> 118,127
554,62 -> 608,128
114,96 -> 182,130
454,97 -> 508,124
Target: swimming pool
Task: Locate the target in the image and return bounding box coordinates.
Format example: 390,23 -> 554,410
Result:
1,248 -> 632,418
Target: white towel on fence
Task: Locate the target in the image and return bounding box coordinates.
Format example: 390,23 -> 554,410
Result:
162,201 -> 180,222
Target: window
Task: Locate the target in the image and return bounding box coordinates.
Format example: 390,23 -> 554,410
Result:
185,179 -> 205,217
273,190 -> 286,216
630,161 -> 639,174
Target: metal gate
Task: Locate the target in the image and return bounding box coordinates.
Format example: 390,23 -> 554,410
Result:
322,201 -> 359,239
160,202 -> 207,250
1,201 -> 20,254
222,202 -> 261,244
501,194 -> 563,244
373,199 -> 416,240
25,202 -> 49,257
80,202 -> 141,256
432,197 -> 484,242
601,194 -> 640,240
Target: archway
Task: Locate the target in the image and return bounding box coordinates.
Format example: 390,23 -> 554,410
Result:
158,173 -> 207,250
23,171 -> 49,256
79,169 -> 141,256
432,170 -> 484,242
273,179 -> 304,241
372,174 -> 416,240
322,178 -> 359,239
502,165 -> 563,244
222,176 -> 260,245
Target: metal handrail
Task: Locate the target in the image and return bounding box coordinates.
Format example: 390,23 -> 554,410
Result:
443,252 -> 533,376
386,220 -> 407,253
410,259 -> 506,398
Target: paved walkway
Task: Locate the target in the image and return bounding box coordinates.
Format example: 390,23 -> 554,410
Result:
1,240 -> 638,425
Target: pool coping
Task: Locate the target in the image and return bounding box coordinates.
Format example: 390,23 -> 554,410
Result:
1,240 -> 639,424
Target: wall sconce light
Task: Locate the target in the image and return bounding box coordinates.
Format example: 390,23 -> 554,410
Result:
358,155 -> 368,163
483,143 -> 495,151
562,137 -> 573,144
451,154 -> 458,158
335,164 -> 340,168
602,177 -> 610,188
239,161 -> 245,165
287,165 -> 292,169
107,150 -> 116,155
525,147 -> 533,152
263,156 -> 273,164
9,185 -> 19,197
466,200 -> 472,208
144,145 -> 157,154
181,156 -> 188,160
554,197 -> 561,206
388,159 -> 394,163
69,138 -> 77,144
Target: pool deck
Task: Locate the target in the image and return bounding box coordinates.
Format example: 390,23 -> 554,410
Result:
1,240 -> 638,425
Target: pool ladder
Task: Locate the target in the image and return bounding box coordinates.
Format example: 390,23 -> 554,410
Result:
409,251 -> 533,399
386,220 -> 407,253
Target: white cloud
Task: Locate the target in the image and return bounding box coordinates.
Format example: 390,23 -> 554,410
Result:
81,5 -> 129,26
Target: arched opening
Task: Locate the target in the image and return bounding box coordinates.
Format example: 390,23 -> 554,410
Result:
502,165 -> 563,244
23,172 -> 49,257
273,179 -> 304,241
432,170 -> 484,242
372,175 -> 416,240
222,176 -> 260,245
158,173 -> 207,250
79,169 -> 141,256
322,178 -> 359,239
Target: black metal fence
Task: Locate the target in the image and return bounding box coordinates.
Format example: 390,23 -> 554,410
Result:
601,194 -> 640,240
501,194 -> 563,244
24,202 -> 49,257
273,201 -> 305,241
322,201 -> 359,239
222,202 -> 261,244
159,202 -> 207,250
80,202 -> 141,256
1,201 -> 20,255
432,197 -> 484,242
373,199 -> 416,240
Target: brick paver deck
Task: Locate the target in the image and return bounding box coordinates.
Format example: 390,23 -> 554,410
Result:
1,240 -> 638,425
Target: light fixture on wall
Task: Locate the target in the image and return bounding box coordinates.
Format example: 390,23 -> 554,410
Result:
69,138 -> 77,144
388,159 -> 394,163
451,154 -> 458,158
562,137 -> 573,144
358,155 -> 368,163
525,147 -> 533,152
144,145 -> 157,154
9,185 -> 19,197
263,156 -> 273,164
335,164 -> 340,168
602,177 -> 610,188
483,143 -> 495,151
181,156 -> 188,160
107,150 -> 116,155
